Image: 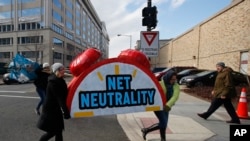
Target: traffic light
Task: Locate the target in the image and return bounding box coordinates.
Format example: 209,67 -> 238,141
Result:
142,6 -> 157,30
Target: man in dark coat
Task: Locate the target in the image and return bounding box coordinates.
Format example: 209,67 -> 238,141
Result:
37,63 -> 70,141
197,62 -> 240,124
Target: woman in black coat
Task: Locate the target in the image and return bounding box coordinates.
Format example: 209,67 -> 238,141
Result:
37,63 -> 70,141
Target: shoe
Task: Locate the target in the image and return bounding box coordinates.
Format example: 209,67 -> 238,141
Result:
197,113 -> 207,120
226,120 -> 241,124
34,109 -> 40,115
141,128 -> 147,140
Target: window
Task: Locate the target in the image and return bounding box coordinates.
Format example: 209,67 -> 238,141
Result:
53,0 -> 62,9
54,52 -> 62,59
76,10 -> 80,19
0,0 -> 12,5
18,22 -> 42,31
18,36 -> 42,44
0,52 -> 10,58
66,43 -> 74,51
75,38 -> 81,45
18,0 -> 35,3
32,23 -> 36,29
52,24 -> 63,35
0,11 -> 12,19
76,20 -> 80,27
66,55 -> 73,61
52,10 -> 62,23
65,32 -> 73,40
66,21 -> 73,30
21,23 -> 25,30
21,51 -> 39,58
18,8 -> 41,17
0,38 -> 12,45
66,10 -> 73,20
76,29 -> 80,35
66,0 -> 73,10
27,23 -> 31,30
76,1 -> 80,9
53,38 -> 63,47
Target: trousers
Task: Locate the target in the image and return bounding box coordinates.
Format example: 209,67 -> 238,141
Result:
203,98 -> 239,121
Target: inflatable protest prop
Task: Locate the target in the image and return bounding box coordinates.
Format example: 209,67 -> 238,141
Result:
67,48 -> 165,118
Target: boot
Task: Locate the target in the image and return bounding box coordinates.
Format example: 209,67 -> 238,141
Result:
160,128 -> 166,141
141,123 -> 159,140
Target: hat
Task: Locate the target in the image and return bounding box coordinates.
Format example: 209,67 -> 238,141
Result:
216,62 -> 225,68
51,63 -> 64,73
42,62 -> 50,68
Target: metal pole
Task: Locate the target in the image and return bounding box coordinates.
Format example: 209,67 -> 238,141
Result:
147,0 -> 152,31
148,0 -> 151,7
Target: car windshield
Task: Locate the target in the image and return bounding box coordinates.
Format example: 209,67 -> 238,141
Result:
161,68 -> 171,73
195,70 -> 215,76
178,69 -> 193,75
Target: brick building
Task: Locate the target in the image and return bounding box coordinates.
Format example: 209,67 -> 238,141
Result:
151,0 -> 250,74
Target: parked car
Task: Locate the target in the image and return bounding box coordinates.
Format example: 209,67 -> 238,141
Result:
180,70 -> 249,88
231,71 -> 250,86
154,66 -> 197,81
152,67 -> 167,73
177,69 -> 208,84
179,70 -> 217,87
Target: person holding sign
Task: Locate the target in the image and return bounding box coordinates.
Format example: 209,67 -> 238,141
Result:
141,70 -> 180,141
37,63 -> 70,141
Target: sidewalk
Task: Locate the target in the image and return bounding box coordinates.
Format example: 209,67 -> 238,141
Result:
118,90 -> 250,141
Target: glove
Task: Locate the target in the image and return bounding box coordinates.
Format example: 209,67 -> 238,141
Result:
164,105 -> 171,112
64,112 -> 71,119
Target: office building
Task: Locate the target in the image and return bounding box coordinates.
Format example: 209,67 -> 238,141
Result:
0,0 -> 109,67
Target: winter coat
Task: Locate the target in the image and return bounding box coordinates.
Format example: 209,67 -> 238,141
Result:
213,67 -> 237,98
159,81 -> 180,108
159,70 -> 180,109
34,67 -> 50,90
37,73 -> 70,132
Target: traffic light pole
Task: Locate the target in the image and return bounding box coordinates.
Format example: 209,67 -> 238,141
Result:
147,0 -> 152,31
142,0 -> 157,31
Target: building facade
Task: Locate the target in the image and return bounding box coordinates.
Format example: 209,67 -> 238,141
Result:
0,0 -> 109,67
151,0 -> 250,74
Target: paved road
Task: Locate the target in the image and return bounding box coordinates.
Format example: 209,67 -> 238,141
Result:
0,82 -> 129,141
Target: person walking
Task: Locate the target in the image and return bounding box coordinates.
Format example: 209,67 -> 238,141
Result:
37,63 -> 71,141
197,62 -> 240,124
141,70 -> 180,141
34,62 -> 51,115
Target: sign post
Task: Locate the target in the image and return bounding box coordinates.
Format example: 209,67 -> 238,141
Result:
140,31 -> 159,57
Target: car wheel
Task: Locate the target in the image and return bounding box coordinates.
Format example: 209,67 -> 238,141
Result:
194,81 -> 203,87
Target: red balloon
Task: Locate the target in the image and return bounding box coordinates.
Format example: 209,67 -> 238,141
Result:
70,48 -> 101,76
118,49 -> 150,69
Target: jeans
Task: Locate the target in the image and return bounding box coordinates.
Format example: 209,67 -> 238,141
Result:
36,87 -> 46,110
154,110 -> 169,129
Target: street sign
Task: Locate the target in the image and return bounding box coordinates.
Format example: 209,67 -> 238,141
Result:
140,31 -> 159,57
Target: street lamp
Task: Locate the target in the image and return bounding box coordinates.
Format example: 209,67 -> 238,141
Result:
117,34 -> 132,49
52,47 -> 55,64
